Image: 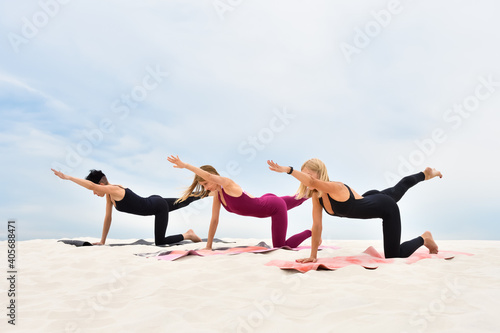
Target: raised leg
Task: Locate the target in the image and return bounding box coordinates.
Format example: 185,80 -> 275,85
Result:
279,195 -> 309,210
423,167 -> 443,181
164,195 -> 202,212
379,172 -> 425,203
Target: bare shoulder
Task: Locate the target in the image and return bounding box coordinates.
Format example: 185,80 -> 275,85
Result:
220,176 -> 238,188
220,178 -> 244,197
106,185 -> 126,200
316,180 -> 344,193
330,181 -> 347,191
326,181 -> 354,201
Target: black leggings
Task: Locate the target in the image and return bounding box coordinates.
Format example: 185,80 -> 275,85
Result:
361,172 -> 426,258
115,188 -> 202,245
153,196 -> 201,245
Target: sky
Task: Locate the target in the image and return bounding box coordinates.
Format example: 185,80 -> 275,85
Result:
0,0 -> 499,242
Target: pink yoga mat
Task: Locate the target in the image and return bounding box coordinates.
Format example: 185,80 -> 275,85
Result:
266,247 -> 474,273
157,245 -> 277,261
138,243 -> 340,262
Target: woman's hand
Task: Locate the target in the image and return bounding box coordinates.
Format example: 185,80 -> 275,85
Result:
296,257 -> 317,263
51,168 -> 70,180
167,155 -> 188,169
267,160 -> 291,174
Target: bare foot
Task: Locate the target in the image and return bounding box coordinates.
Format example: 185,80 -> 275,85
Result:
423,167 -> 443,180
183,229 -> 202,243
422,231 -> 438,254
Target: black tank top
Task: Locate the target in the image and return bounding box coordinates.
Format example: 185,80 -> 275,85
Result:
115,188 -> 158,216
318,184 -> 355,217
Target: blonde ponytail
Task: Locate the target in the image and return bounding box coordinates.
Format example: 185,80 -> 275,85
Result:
176,165 -> 220,203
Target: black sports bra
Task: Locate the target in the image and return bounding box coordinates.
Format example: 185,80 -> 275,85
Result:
318,184 -> 355,217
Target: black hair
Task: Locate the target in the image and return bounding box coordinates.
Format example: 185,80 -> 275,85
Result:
86,169 -> 106,184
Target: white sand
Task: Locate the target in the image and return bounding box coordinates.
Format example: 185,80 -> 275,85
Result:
1,238 -> 499,333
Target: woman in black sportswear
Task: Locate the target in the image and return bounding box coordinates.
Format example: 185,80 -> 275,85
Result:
267,159 -> 441,261
51,168 -> 202,245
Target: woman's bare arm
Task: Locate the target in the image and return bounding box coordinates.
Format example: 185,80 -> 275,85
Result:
94,195 -> 113,245
167,155 -> 234,189
297,194 -> 323,263
51,169 -> 124,198
204,193 -> 222,250
267,160 -> 343,194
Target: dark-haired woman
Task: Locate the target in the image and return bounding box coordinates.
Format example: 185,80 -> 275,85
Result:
51,168 -> 202,245
167,155 -> 312,250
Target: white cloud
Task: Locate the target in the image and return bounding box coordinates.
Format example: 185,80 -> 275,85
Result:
1,0 -> 499,241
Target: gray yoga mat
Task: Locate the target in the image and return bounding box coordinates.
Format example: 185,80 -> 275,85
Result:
58,238 -> 233,247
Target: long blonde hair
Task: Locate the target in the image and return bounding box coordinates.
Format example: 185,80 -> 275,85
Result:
176,165 -> 220,203
296,158 -> 330,199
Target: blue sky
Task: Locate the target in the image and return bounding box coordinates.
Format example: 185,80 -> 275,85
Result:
1,0 -> 499,242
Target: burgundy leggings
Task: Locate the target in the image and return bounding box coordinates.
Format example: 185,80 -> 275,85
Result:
219,189 -> 311,248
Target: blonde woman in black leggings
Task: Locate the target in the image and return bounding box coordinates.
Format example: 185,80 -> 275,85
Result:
267,159 -> 441,262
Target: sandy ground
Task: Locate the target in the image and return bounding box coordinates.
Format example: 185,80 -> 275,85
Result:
1,238 -> 499,333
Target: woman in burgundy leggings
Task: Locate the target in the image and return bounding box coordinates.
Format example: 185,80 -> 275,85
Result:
167,155 -> 311,250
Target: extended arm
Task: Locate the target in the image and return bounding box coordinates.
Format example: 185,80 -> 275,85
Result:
167,155 -> 232,188
267,160 -> 342,194
204,193 -> 222,250
52,168 -> 99,191
51,169 -> 123,198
